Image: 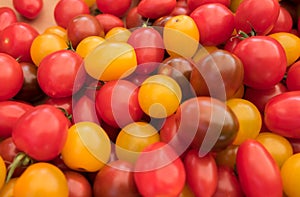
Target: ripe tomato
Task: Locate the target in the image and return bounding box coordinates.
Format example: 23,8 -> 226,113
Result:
187,0 -> 230,12
76,36 -> 105,58
73,95 -> 100,124
0,156 -> 6,190
64,171 -> 92,197
137,0 -> 177,19
286,61 -> 300,91
0,7 -> 17,32
125,6 -> 148,29
0,53 -> 24,101
269,6 -> 293,34
96,0 -> 132,17
95,13 -> 124,34
105,27 -> 131,42
13,0 -> 43,19
0,178 -> 17,197
43,25 -> 68,42
13,162 -> 69,197
215,145 -> 239,169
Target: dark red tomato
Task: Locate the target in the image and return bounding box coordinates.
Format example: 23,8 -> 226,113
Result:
95,13 -> 124,34
100,121 -> 120,143
233,36 -> 287,89
269,6 -> 293,34
95,79 -> 143,128
213,166 -> 244,197
0,53 -> 24,101
125,6 -> 149,29
37,50 -> 85,98
13,0 -> 43,19
54,0 -> 90,28
96,0 -> 132,17
134,142 -> 186,197
93,160 -> 140,197
234,0 -> 280,35
152,15 -> 173,28
264,91 -> 300,138
0,22 -> 39,62
50,155 -> 70,171
184,149 -> 218,197
236,139 -> 282,197
190,3 -> 235,46
14,62 -> 45,103
12,104 -> 69,161
44,96 -> 73,119
67,14 -> 105,48
187,0 -> 230,11
243,82 -> 287,113
72,95 -> 100,124
127,27 -> 164,75
64,171 -> 93,197
286,61 -> 300,91
137,0 -> 177,19
0,7 -> 17,32
288,138 -> 300,154
0,100 -> 33,138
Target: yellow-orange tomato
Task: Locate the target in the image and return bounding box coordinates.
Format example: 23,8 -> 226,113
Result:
192,45 -> 218,63
76,36 -> 105,58
83,0 -> 96,7
0,178 -> 18,197
164,15 -> 200,58
0,156 -> 6,190
230,0 -> 244,12
43,26 -> 68,42
105,27 -> 131,42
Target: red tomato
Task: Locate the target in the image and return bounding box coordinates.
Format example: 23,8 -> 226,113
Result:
137,0 -> 177,19
95,13 -> 124,34
0,22 -> 39,62
96,0 -> 132,17
0,7 -> 17,32
134,142 -> 186,197
187,0 -> 230,11
12,104 -> 69,161
190,3 -> 235,46
236,139 -> 282,197
184,149 -> 218,197
0,53 -> 24,101
12,0 -> 43,19
170,0 -> 191,16
269,6 -> 293,34
44,97 -> 73,118
125,6 -> 148,29
72,95 -> 100,124
233,36 -> 287,89
234,0 -> 280,35
286,61 -> 300,91
64,171 -> 92,197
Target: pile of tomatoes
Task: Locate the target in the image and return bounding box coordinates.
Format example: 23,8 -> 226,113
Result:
1,0 -> 300,196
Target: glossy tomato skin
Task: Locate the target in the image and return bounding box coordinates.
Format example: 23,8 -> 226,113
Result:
125,6 -> 148,29
72,95 -> 100,124
184,149 -> 218,197
0,7 -> 17,32
64,171 -> 92,197
236,139 -> 283,197
187,0 -> 230,11
95,13 -> 124,34
0,22 -> 39,62
12,104 -> 69,161
286,61 -> 300,91
0,53 -> 24,101
269,6 -> 293,34
96,0 -> 132,17
0,101 -> 33,138
264,91 -> 300,138
13,0 -> 43,19
137,0 -> 177,19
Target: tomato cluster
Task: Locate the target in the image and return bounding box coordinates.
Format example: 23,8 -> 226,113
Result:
1,0 -> 300,196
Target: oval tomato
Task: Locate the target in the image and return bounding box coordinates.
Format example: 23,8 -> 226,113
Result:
0,7 -> 17,32
96,0 -> 132,17
137,0 -> 177,19
95,13 -> 124,34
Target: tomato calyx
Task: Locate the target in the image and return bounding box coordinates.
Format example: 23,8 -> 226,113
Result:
58,107 -> 73,121
232,24 -> 257,41
66,40 -> 76,51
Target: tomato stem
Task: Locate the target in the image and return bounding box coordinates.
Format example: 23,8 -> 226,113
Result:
57,107 -> 73,122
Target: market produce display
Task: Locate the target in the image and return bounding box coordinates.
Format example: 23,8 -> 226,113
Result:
1,0 -> 300,196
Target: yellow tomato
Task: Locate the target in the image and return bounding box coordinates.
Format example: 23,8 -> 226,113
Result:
76,36 -> 105,58
269,32 -> 300,66
0,178 -> 17,197
43,26 -> 68,42
164,15 -> 200,58
192,45 -> 218,63
0,156 -> 6,190
230,0 -> 244,12
83,0 -> 96,7
105,27 -> 131,42
61,122 -> 111,172
226,98 -> 262,145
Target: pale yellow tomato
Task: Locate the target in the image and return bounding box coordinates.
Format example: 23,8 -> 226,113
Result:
105,27 -> 131,42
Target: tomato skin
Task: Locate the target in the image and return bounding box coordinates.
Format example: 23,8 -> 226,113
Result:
125,6 -> 148,29
64,171 -> 92,197
13,0 -> 43,19
137,0 -> 177,19
236,139 -> 283,197
286,61 -> 300,91
184,149 -> 218,197
95,13 -> 124,34
264,91 -> 300,138
96,0 -> 132,17
269,6 -> 293,34
73,95 -> 100,124
0,7 -> 17,32
0,101 -> 33,138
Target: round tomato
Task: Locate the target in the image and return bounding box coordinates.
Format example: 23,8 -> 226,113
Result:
72,95 -> 100,124
13,0 -> 43,19
96,0 -> 132,17
187,0 -> 230,11
125,6 -> 148,29
269,6 -> 293,34
0,7 -> 17,32
64,171 -> 92,197
43,25 -> 68,42
95,13 -> 124,34
105,27 -> 131,42
286,61 -> 300,91
137,0 -> 177,19
76,36 -> 105,58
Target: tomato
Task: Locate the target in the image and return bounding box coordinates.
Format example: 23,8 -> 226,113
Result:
43,26 -> 68,42
37,49 -> 85,98
67,14 -> 105,48
138,75 -> 182,118
115,121 -> 160,163
0,22 -> 39,62
44,96 -> 73,117
215,145 -> 239,169
127,27 -> 165,75
170,0 -> 191,16
134,142 -> 186,197
269,6 -> 293,33
54,0 -> 90,28
125,72 -> 149,86
95,79 -> 143,128
84,41 -> 137,81
0,53 -> 24,101
105,27 -> 131,42
0,7 -> 17,32
286,61 -> 300,91
95,13 -> 124,34
13,162 -> 69,197
184,149 -> 218,197
190,49 -> 244,100
164,14 -> 199,58
76,36 -> 105,58
264,91 -> 300,138
229,0 -> 243,12
0,156 -> 6,190
125,6 -> 148,29
0,137 -> 19,167
96,0 -> 132,17
226,98 -> 262,145
236,139 -> 283,197
93,160 -> 140,197
234,0 -> 280,35
64,171 -> 92,197
233,36 -> 287,89
73,95 -> 100,124
190,3 -> 235,46
281,153 -> 300,197
61,122 -> 111,172
187,0 -> 230,12
12,104 -> 69,161
12,0 -> 43,19
0,178 -> 17,197
137,0 -> 177,19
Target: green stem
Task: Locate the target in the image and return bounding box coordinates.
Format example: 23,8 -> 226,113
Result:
6,153 -> 26,183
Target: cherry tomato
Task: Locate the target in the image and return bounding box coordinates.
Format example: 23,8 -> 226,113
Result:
96,0 -> 132,17
187,0 -> 231,11
190,3 -> 235,46
0,178 -> 17,197
105,27 -> 131,42
0,7 -> 17,32
0,156 -> 6,190
170,0 -> 191,16
12,0 -> 43,19
269,6 -> 293,34
43,25 -> 68,42
233,36 -> 287,89
215,145 -> 239,169
76,36 -> 105,58
44,96 -> 73,117
286,61 -> 300,91
125,6 -> 148,29
64,171 -> 92,197
0,53 -> 24,101
0,22 -> 39,62
137,0 -> 177,19
13,162 -> 69,197
236,139 -> 283,197
95,13 -> 124,34
184,149 -> 218,197
73,95 -> 100,124
134,142 -> 186,197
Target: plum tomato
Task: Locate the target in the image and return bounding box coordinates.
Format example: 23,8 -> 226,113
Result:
96,0 -> 132,17
137,0 -> 177,19
12,0 -> 43,19
0,7 -> 17,32
64,171 -> 92,197
95,13 -> 124,34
